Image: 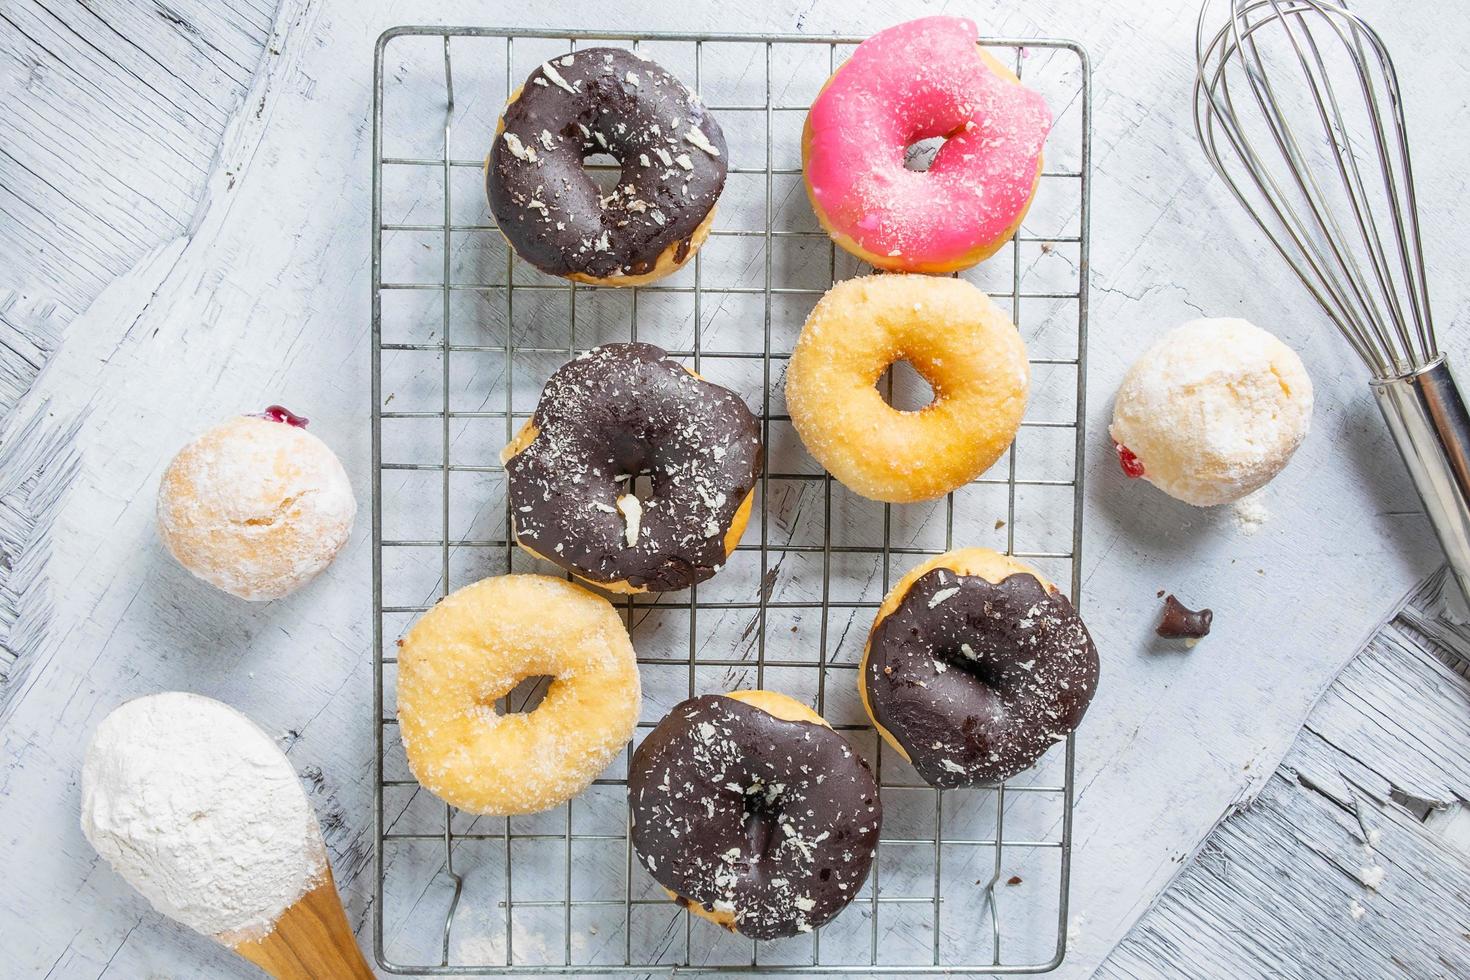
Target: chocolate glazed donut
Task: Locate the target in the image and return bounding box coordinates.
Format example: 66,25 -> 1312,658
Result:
628,692 -> 881,940
500,343 -> 762,593
487,48 -> 728,285
861,549 -> 1099,788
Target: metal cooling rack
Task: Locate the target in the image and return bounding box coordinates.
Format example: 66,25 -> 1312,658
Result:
372,25 -> 1091,976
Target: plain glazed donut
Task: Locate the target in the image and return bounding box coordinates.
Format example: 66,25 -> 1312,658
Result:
860,549 -> 1099,787
487,48 -> 727,286
803,16 -> 1052,273
628,691 -> 881,939
396,574 -> 640,815
784,274 -> 1028,503
502,343 -> 762,593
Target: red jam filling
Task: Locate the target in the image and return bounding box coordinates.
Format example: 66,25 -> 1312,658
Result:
261,405 -> 309,428
1115,443 -> 1144,478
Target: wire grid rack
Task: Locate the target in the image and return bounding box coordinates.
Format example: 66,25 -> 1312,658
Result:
372,24 -> 1091,976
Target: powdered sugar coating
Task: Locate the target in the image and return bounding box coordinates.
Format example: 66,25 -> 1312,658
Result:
156,415 -> 356,601
804,16 -> 1052,271
1108,318 -> 1314,507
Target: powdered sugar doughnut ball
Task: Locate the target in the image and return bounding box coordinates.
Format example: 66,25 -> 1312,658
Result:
1109,318 -> 1313,506
157,409 -> 356,600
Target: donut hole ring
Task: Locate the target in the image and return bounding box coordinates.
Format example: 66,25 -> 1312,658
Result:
396,574 -> 640,816
628,691 -> 881,940
486,48 -> 727,287
802,17 -> 1052,274
859,548 -> 1099,788
785,274 -> 1028,504
502,344 -> 762,593
876,357 -> 938,412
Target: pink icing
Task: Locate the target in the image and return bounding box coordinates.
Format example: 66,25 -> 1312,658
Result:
805,17 -> 1053,270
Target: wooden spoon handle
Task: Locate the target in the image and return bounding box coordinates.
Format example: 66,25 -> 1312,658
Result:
232,866 -> 374,979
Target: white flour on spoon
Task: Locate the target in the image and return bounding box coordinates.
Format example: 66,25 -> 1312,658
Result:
80,692 -> 325,944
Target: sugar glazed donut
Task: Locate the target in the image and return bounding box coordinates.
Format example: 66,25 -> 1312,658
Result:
784,275 -> 1028,503
156,410 -> 356,601
861,549 -> 1099,787
628,691 -> 880,939
502,343 -> 762,593
803,16 -> 1052,273
487,48 -> 727,285
396,575 -> 640,815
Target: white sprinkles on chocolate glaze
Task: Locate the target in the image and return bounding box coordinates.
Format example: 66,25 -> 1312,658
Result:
865,569 -> 1099,787
503,344 -> 761,592
486,48 -> 728,280
628,695 -> 881,939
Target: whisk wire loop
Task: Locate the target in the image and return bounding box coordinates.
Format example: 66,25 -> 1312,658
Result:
1194,0 -> 1438,378
1196,0 -> 1470,611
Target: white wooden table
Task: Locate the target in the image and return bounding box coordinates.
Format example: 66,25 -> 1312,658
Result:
2,1 -> 1465,977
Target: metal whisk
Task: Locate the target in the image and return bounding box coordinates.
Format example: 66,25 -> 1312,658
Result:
1195,0 -> 1470,604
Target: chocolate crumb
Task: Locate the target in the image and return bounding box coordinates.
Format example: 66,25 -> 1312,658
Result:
1006,875 -> 1023,886
994,518 -> 1006,529
1157,595 -> 1212,639
1156,589 -> 1165,598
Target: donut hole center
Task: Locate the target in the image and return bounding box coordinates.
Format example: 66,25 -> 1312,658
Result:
496,674 -> 553,715
935,646 -> 1003,690
615,470 -> 656,504
740,782 -> 785,863
582,151 -> 623,198
903,135 -> 948,172
877,359 -> 937,412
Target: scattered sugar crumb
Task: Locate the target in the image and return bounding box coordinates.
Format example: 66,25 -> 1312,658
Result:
1349,898 -> 1367,921
1231,494 -> 1269,534
1358,864 -> 1386,890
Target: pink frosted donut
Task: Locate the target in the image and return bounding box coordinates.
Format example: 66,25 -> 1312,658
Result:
803,17 -> 1053,273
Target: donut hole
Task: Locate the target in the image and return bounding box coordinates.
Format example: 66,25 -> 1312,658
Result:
615,470 -> 656,504
903,136 -> 947,173
741,784 -> 786,861
582,151 -> 623,198
937,647 -> 1002,690
877,359 -> 937,412
497,674 -> 554,714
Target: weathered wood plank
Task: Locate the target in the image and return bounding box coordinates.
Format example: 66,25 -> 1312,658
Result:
0,0 -> 278,319
1100,570 -> 1470,978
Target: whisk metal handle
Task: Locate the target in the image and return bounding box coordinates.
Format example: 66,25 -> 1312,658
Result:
1371,357 -> 1470,603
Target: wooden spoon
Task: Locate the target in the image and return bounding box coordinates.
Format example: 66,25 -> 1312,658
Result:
229,863 -> 374,979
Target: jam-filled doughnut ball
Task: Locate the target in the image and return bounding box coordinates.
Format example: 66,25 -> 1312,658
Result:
861,549 -> 1099,787
487,48 -> 727,286
502,343 -> 762,593
156,409 -> 355,601
804,16 -> 1052,273
1110,318 -> 1313,506
785,274 -> 1028,503
628,691 -> 881,939
397,575 -> 640,816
